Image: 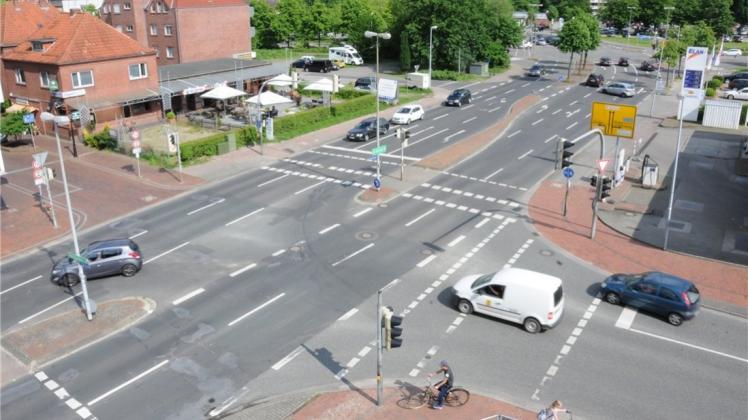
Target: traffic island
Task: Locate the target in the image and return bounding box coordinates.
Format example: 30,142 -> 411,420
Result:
1,297 -> 155,382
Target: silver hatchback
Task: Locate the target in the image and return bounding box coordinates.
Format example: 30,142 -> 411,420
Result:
51,239 -> 143,286
602,82 -> 636,97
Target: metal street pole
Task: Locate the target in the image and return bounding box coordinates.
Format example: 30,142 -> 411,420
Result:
175,130 -> 183,183
376,278 -> 400,407
563,177 -> 570,217
651,6 -> 674,116
42,168 -> 58,228
663,98 -> 684,250
365,31 -> 390,190
257,79 -> 269,156
429,26 -> 437,87
627,7 -> 635,46
44,113 -> 93,320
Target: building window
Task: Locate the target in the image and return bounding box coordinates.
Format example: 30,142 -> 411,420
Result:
156,2 -> 165,12
15,68 -> 26,85
123,2 -> 131,9
155,48 -> 160,58
128,63 -> 148,80
150,24 -> 157,36
116,24 -> 123,32
102,4 -> 109,13
112,3 -> 120,13
166,47 -> 174,58
126,25 -> 133,32
40,71 -> 57,88
71,70 -> 94,88
150,3 -> 155,12
164,25 -> 173,36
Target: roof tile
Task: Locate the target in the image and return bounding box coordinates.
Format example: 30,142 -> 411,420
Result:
0,0 -> 60,47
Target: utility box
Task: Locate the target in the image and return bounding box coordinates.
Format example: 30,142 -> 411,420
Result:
469,62 -> 489,76
641,158 -> 659,188
406,72 -> 430,89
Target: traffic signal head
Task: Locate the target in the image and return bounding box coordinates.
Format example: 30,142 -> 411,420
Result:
382,307 -> 403,350
561,140 -> 574,168
404,130 -> 410,139
590,175 -> 598,187
168,133 -> 176,145
600,176 -> 612,200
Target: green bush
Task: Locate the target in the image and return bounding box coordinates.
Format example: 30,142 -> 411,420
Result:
705,87 -> 716,97
711,75 -> 724,83
82,126 -> 117,150
741,104 -> 748,125
333,86 -> 368,100
707,79 -> 722,89
179,132 -> 226,161
430,70 -> 477,81
165,111 -> 176,120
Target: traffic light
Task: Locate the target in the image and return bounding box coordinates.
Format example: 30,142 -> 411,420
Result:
599,176 -> 612,200
382,306 -> 403,350
590,175 -> 598,187
168,133 -> 177,146
560,139 -> 573,168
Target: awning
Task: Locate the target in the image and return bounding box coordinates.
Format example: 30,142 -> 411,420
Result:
6,104 -> 38,113
159,62 -> 288,96
64,88 -> 161,110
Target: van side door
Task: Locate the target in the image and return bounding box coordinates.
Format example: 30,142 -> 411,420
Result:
474,285 -> 517,322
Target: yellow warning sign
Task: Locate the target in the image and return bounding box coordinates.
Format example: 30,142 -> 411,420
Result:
590,102 -> 637,138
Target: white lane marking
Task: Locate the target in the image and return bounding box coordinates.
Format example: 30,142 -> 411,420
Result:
143,241 -> 190,264
337,308 -> 359,321
229,263 -> 257,278
462,116 -> 477,124
628,328 -> 748,364
172,288 -> 206,306
331,243 -> 374,267
532,118 -> 544,126
54,387 -> 70,399
433,113 -> 449,121
88,360 -> 170,406
257,174 -> 289,188
569,100 -> 578,106
566,121 -> 578,130
507,130 -> 521,138
566,108 -> 580,117
461,104 -> 474,110
551,109 -> 561,115
187,198 -> 226,216
544,134 -> 559,144
294,180 -> 326,195
521,82 -> 531,87
272,347 -> 304,370
405,208 -> 436,227
443,129 -> 466,142
475,218 -> 491,228
1,275 -> 42,295
225,207 -> 264,226
417,255 -> 437,268
319,223 -> 340,235
227,293 -> 285,327
584,93 -> 591,98
35,372 -> 49,381
358,347 -> 371,357
395,127 -> 449,151
517,149 -> 534,160
272,249 -> 286,257
482,167 -> 504,181
353,208 -> 372,218
506,89 -> 515,93
19,292 -> 83,324
487,105 -> 502,113
322,145 -> 420,161
585,113 -> 591,118
448,235 -> 466,247
128,229 -> 148,240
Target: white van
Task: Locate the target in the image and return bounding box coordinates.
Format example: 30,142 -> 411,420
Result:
329,47 -> 363,65
451,267 -> 564,333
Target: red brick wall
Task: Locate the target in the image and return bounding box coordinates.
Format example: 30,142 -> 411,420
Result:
175,5 -> 250,63
2,60 -> 60,112
100,0 -> 152,49
144,8 -> 179,65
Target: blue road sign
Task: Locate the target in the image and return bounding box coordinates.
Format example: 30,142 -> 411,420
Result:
23,113 -> 35,124
563,167 -> 574,178
373,177 -> 381,189
368,155 -> 378,161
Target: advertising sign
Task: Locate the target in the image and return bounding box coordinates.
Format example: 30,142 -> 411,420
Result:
681,47 -> 708,97
377,78 -> 398,101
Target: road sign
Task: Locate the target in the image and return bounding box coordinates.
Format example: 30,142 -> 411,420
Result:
590,102 -> 637,139
655,78 -> 665,92
563,167 -> 574,178
23,113 -> 35,124
32,160 -> 41,170
32,151 -> 48,167
130,130 -> 140,140
368,155 -> 378,161
70,111 -> 81,121
68,252 -> 89,265
371,145 -> 387,156
596,159 -> 610,173
373,177 -> 381,189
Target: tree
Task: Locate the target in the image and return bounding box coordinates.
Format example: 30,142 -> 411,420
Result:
275,0 -> 308,46
671,0 -> 700,26
557,0 -> 590,19
579,13 -> 600,69
545,5 -> 559,21
680,22 -> 716,49
304,0 -> 333,46
734,0 -> 748,26
637,0 -> 674,29
81,4 -> 99,16
250,0 -> 275,48
700,0 -> 734,36
399,32 -> 412,71
599,0 -> 639,31
0,112 -> 28,142
557,17 -> 590,79
488,7 -> 523,48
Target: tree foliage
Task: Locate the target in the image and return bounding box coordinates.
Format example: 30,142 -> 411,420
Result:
399,31 -> 412,71
679,21 -> 716,50
637,0 -> 674,28
599,0 -> 639,31
734,0 -> 748,26
557,16 -> 590,78
81,4 -> 99,16
0,112 -> 28,140
699,0 -> 734,36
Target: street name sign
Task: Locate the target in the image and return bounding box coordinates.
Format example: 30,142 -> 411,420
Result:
590,102 -> 637,138
68,253 -> 89,265
371,145 -> 387,156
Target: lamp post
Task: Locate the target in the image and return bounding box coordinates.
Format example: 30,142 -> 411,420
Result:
364,30 -> 391,191
650,6 -> 675,116
254,75 -> 293,155
429,25 -> 438,86
626,6 -> 636,45
41,112 -> 94,321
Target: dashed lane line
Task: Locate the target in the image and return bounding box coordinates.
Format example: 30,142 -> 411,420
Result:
337,307 -> 359,321
294,180 -> 327,195
18,292 -> 83,325
187,198 -> 225,216
331,243 -> 375,267
271,347 -> 304,371
517,149 -> 534,160
1,275 -> 42,296
443,129 -> 466,142
318,223 -> 340,235
35,371 -> 93,419
507,130 -> 521,138
566,121 -> 578,130
88,360 -> 170,406
143,241 -> 190,264
229,263 -> 257,278
129,229 -> 148,239
448,235 -> 466,247
227,293 -> 285,327
405,208 -> 436,227
353,208 -> 372,218
225,208 -> 265,227
257,174 -> 289,188
172,288 -> 205,306
544,134 -> 559,144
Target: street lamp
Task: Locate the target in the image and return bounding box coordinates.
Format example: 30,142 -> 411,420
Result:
429,25 -> 438,87
40,112 -> 94,321
254,74 -> 292,155
650,6 -> 675,116
364,30 -> 391,191
626,6 -> 636,44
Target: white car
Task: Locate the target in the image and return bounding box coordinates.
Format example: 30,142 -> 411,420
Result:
520,40 -> 533,49
723,87 -> 748,100
723,48 -> 743,56
299,55 -> 316,61
390,104 -> 424,124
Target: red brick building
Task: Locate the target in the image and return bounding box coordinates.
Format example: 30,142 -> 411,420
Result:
100,0 -> 252,66
1,6 -> 161,130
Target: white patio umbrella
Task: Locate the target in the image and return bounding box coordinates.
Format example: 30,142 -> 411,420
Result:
245,91 -> 293,105
200,84 -> 247,100
303,77 -> 334,92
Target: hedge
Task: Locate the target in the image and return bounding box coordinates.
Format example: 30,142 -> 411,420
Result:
178,126 -> 257,162
706,79 -> 722,89
705,87 -> 716,97
272,94 -> 375,134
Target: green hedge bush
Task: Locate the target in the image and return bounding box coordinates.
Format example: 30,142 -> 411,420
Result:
82,125 -> 117,150
178,126 -> 258,162
707,79 -> 722,89
430,70 -> 476,81
705,87 -> 716,97
711,74 -> 724,83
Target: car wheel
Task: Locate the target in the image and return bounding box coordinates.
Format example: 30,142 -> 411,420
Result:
728,95 -> 735,99
62,274 -> 79,287
602,89 -> 607,94
523,317 -> 541,333
121,264 -> 138,277
668,312 -> 684,326
620,92 -> 627,98
457,299 -> 473,314
605,292 -> 621,305
467,97 -> 472,104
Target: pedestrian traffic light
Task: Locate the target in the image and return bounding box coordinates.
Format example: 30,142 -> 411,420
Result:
590,175 -> 598,187
382,306 -> 403,350
599,176 -> 612,200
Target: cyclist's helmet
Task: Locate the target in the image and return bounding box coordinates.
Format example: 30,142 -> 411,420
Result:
440,360 -> 449,367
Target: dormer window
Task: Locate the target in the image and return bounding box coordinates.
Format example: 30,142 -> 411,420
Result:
32,41 -> 44,51
30,38 -> 55,52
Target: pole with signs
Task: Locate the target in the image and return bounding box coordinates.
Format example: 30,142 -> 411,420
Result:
590,159 -> 609,239
376,278 -> 400,406
562,167 -> 574,217
43,167 -> 58,228
131,130 -> 142,178
23,113 -> 37,149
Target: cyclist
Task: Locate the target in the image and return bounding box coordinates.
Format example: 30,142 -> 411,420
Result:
427,360 -> 453,410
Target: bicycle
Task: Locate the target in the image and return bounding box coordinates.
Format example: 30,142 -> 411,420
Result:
398,379 -> 470,409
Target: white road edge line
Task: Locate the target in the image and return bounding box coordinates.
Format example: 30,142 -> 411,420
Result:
337,307 -> 359,321
227,293 -> 285,327
187,198 -> 226,216
272,347 -> 304,371
1,275 -> 42,295
628,328 -> 748,364
331,243 -> 375,267
405,208 -> 436,227
18,292 -> 83,324
88,360 -> 170,406
172,288 -> 206,306
225,207 -> 264,226
143,241 -> 190,264
229,263 -> 257,278
128,230 -> 148,239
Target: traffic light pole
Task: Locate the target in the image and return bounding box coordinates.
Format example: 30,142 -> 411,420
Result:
376,278 -> 400,407
591,181 -> 602,239
563,177 -> 570,217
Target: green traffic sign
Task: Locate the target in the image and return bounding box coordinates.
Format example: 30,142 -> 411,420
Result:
68,252 -> 88,265
371,145 -> 387,155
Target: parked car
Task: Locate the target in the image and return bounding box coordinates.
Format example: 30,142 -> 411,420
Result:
331,58 -> 346,69
618,57 -> 629,66
724,72 -> 748,83
723,87 -> 748,100
354,76 -> 376,91
51,239 -> 143,286
345,117 -> 389,141
599,56 -> 612,66
291,58 -> 311,69
535,37 -> 547,46
602,82 -> 636,97
585,73 -> 605,87
722,48 -> 743,56
729,79 -> 748,90
444,89 -> 472,107
546,35 -> 561,45
600,271 -> 701,326
526,63 -> 547,77
640,61 -> 656,71
390,104 -> 424,125
452,267 -> 565,333
299,55 -> 315,62
305,59 -> 334,73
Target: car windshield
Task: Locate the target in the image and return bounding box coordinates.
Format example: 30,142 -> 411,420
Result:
620,274 -> 643,286
355,121 -> 371,129
471,273 -> 495,289
398,107 -> 412,114
353,53 -> 361,58
531,65 -> 542,71
687,285 -> 700,303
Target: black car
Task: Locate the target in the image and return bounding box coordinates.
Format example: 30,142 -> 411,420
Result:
526,64 -> 547,77
546,35 -> 561,45
586,73 -> 605,87
354,76 -> 377,91
618,57 -> 629,67
724,72 -> 748,83
599,57 -> 612,66
291,58 -> 312,69
444,89 -> 472,107
729,79 -> 748,90
305,59 -> 334,73
51,239 -> 143,286
346,117 -> 389,141
640,61 -> 656,71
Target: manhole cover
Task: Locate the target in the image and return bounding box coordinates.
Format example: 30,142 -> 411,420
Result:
539,249 -> 554,257
356,231 -> 377,241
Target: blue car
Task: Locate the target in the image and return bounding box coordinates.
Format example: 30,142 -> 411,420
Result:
600,272 -> 700,326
